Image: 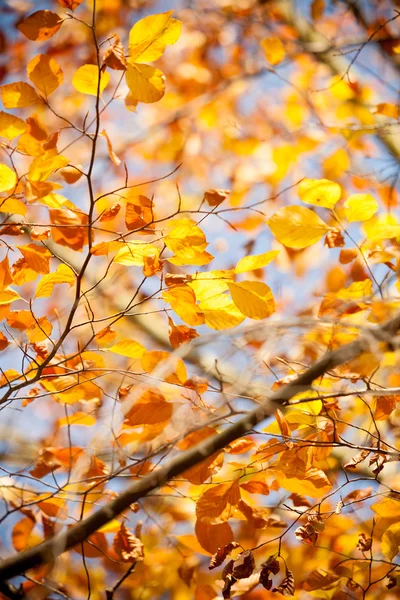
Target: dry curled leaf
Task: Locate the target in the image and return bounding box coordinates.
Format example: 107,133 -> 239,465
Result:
209,542 -> 240,570
273,569 -> 295,596
103,35 -> 128,70
113,522 -> 144,562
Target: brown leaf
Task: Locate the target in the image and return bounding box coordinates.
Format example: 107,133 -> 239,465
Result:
259,555 -> 280,591
195,520 -> 234,554
203,188 -> 230,207
209,542 -> 240,570
168,316 -> 199,348
231,550 -> 255,579
324,228 -> 344,248
343,487 -> 373,504
103,35 -> 127,71
357,532 -> 372,553
273,568 -> 295,596
113,522 -> 144,562
344,449 -> 370,470
294,524 -> 318,546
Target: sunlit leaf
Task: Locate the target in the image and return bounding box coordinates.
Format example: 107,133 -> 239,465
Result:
299,178 -> 341,209
128,11 -> 182,63
27,54 -> 63,96
234,250 -> 279,274
17,10 -> 62,42
1,82 -> 41,108
72,64 -> 110,96
0,111 -> 27,140
268,206 -> 330,249
0,164 -> 17,192
344,193 -> 378,222
261,37 -> 285,65
126,61 -> 165,103
108,339 -> 146,358
229,281 -> 275,320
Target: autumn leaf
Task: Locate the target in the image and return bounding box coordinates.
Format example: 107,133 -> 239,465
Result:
128,11 -> 182,63
17,11 -> 62,42
228,281 -> 275,320
298,178 -> 341,209
27,54 -> 63,96
261,37 -> 285,65
72,64 -> 110,96
268,206 -> 330,248
344,193 -> 378,222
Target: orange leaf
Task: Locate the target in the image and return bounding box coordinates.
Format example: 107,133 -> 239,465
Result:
17,11 -> 62,42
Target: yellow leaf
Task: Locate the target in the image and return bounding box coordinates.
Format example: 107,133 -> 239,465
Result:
35,264 -> 75,298
72,64 -> 110,96
27,54 -> 63,96
371,498 -> 400,517
141,350 -> 187,384
125,61 -> 165,103
108,340 -> 146,358
0,111 -> 26,140
0,197 -> 27,216
0,164 -> 17,192
363,216 -> 400,241
57,412 -> 96,427
28,151 -> 69,181
336,280 -> 373,300
275,468 -> 331,498
228,281 -> 275,320
344,193 -> 378,222
261,37 -> 285,65
299,178 -> 341,209
128,11 -> 182,63
268,205 -> 330,249
162,284 -> 205,326
17,10 -> 62,41
164,218 -> 213,266
189,270 -> 234,301
382,522 -> 400,560
234,250 -> 279,274
114,242 -> 160,266
1,82 -> 41,108
0,289 -> 22,305
199,294 -> 245,330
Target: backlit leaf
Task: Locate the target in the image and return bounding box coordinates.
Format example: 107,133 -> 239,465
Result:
108,339 -> 146,358
114,241 -> 160,266
299,178 -> 341,209
268,205 -> 330,249
1,82 -> 41,108
17,10 -> 62,42
126,61 -> 165,103
382,522 -> 400,560
344,193 -> 378,222
0,111 -> 26,140
35,264 -> 75,298
27,54 -> 63,96
228,281 -> 275,320
128,11 -> 182,63
0,164 -> 17,192
234,250 -> 279,274
261,37 -> 285,65
72,64 -> 110,96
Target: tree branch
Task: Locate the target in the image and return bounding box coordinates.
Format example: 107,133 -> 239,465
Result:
1,309 -> 400,582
